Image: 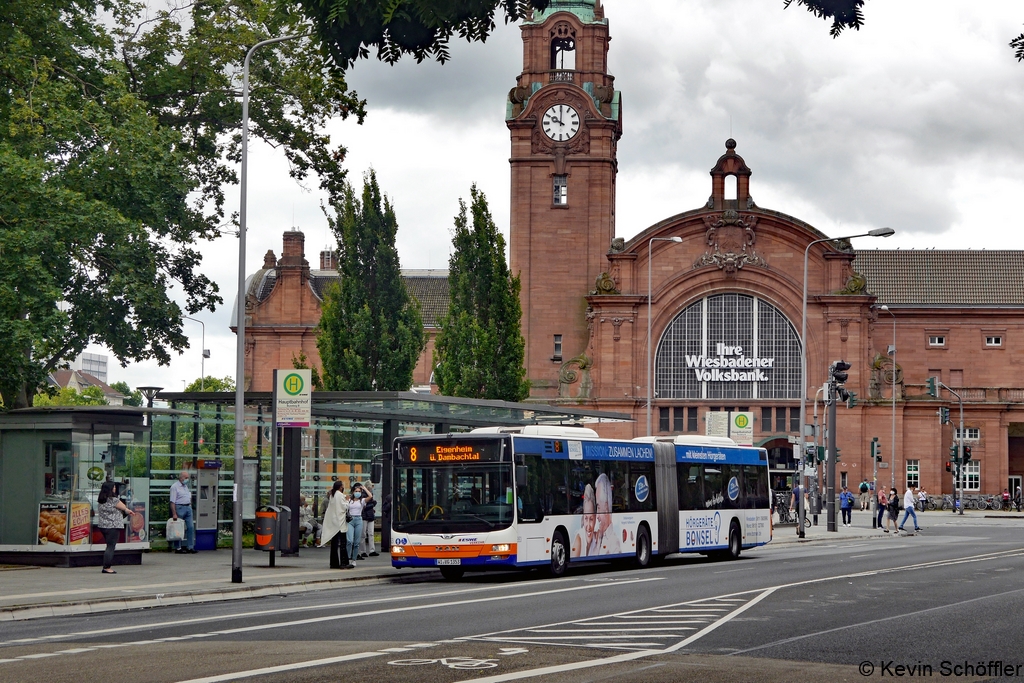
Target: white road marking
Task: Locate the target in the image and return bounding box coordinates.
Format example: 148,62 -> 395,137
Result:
177,650 -> 384,683
0,578 -> 663,665
0,578 -> 584,647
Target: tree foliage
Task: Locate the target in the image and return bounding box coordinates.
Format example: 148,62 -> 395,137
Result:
434,186 -> 528,402
184,376 -> 236,392
0,0 -> 365,408
110,381 -> 144,406
292,0 -> 548,68
34,386 -> 108,406
783,0 -> 864,38
316,172 -> 425,391
291,350 -> 324,391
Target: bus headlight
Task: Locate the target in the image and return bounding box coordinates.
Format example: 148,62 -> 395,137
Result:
491,544 -> 510,552
391,545 -> 405,554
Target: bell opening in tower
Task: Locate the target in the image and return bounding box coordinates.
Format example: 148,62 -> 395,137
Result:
551,36 -> 576,70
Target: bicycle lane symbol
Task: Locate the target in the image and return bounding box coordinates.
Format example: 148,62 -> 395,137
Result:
388,657 -> 500,670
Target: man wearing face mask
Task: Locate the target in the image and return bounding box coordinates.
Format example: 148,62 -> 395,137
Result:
346,483 -> 372,565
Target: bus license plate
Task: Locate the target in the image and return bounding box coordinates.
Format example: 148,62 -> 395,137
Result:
436,559 -> 461,566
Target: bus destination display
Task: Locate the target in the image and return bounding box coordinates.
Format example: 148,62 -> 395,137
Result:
398,440 -> 502,464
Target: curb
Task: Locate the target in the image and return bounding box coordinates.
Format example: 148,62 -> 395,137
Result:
0,570 -> 439,623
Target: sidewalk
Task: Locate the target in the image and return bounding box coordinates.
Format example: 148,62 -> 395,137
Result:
0,546 -> 436,622
1,509 -> 988,623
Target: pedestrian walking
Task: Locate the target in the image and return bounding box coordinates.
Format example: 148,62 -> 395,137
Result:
839,485 -> 855,526
899,485 -> 923,533
858,479 -> 870,511
1015,486 -> 1022,513
319,481 -> 351,569
96,481 -> 139,574
169,470 -> 196,553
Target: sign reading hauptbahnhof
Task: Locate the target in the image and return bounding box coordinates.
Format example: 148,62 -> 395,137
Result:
685,344 -> 774,382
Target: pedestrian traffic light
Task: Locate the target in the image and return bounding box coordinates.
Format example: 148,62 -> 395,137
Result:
962,444 -> 972,465
938,407 -> 950,424
926,376 -> 938,397
846,391 -> 858,408
874,440 -> 883,462
949,443 -> 958,462
945,461 -> 952,472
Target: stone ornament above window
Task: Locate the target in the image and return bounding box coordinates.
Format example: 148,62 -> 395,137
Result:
692,210 -> 768,276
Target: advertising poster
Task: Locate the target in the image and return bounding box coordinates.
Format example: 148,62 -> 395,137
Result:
242,460 -> 258,520
67,502 -> 91,545
38,502 -> 69,545
128,477 -> 149,542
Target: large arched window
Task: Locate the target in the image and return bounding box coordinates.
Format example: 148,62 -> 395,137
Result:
655,293 -> 801,400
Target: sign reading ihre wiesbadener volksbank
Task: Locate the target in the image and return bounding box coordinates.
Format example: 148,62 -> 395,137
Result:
686,343 -> 774,382
275,368 -> 311,427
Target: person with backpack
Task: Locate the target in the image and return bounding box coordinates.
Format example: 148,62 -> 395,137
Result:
359,482 -> 379,558
858,479 -> 870,511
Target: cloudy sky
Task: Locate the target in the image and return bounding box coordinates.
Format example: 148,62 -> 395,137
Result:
98,0 -> 1024,392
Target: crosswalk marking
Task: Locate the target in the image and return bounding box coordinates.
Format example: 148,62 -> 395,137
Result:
464,596 -> 760,651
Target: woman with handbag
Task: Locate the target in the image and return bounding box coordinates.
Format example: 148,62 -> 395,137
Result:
319,481 -> 352,569
97,481 -> 139,574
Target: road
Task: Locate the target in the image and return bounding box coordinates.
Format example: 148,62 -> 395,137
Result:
2,516 -> 1023,683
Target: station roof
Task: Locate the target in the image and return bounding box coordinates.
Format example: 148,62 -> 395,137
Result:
856,250 -> 1024,307
156,391 -> 632,428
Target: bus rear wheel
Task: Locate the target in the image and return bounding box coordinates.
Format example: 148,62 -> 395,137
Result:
725,524 -> 741,560
440,566 -> 465,581
548,530 -> 568,577
635,526 -> 651,568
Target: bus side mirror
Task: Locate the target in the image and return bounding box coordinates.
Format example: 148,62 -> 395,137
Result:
515,465 -> 528,488
370,458 -> 383,485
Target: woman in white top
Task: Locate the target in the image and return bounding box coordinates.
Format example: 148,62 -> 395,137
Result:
346,482 -> 372,564
319,481 -> 351,569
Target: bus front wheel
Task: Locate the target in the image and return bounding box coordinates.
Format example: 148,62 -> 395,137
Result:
635,526 -> 651,568
548,530 -> 568,577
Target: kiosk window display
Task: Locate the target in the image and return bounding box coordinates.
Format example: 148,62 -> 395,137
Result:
0,407 -> 153,567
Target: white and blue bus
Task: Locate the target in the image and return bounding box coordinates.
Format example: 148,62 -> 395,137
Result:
389,426 -> 772,580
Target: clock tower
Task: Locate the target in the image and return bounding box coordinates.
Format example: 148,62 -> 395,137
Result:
507,0 -> 621,398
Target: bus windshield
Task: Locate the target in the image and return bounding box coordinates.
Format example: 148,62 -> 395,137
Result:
393,463 -> 513,534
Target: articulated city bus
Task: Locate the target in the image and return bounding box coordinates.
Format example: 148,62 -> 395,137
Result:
389,426 -> 772,580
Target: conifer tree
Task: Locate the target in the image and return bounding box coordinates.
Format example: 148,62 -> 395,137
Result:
434,186 -> 529,401
317,172 -> 425,391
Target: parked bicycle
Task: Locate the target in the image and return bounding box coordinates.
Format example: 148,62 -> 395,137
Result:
775,499 -> 810,527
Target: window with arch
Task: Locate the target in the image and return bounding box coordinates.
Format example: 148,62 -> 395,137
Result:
654,293 -> 802,400
724,174 -> 738,201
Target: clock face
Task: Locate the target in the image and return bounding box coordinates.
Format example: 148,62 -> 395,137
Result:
542,105 -> 580,142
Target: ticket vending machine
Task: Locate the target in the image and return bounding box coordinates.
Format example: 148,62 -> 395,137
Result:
195,460 -> 221,551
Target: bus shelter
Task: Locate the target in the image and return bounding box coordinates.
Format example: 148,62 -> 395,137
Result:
0,406 -> 186,567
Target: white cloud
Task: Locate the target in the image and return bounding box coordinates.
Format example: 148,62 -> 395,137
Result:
104,0 -> 1024,389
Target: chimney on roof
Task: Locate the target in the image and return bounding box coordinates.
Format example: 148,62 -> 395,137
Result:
320,249 -> 337,270
263,250 -> 277,269
279,230 -> 308,269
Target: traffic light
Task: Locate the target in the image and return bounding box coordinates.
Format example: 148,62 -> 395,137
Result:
962,444 -> 972,465
926,376 -> 938,397
874,440 -> 883,462
817,446 -> 826,462
945,461 -> 952,472
938,407 -> 950,424
846,391 -> 858,408
831,360 -> 851,384
949,443 -> 958,463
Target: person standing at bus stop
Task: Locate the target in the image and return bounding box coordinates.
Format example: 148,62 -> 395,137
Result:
839,485 -> 855,527
169,470 -> 196,553
346,482 -> 372,565
319,481 -> 351,569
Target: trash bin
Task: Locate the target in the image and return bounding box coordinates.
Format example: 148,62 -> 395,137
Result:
255,505 -> 280,551
276,505 -> 292,553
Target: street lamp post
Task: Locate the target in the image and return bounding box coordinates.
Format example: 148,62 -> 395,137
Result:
880,305 -> 897,490
647,236 -> 683,436
799,227 -> 894,536
232,33 -> 306,584
182,316 -> 207,390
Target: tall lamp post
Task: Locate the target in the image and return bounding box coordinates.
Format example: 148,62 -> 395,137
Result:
182,316 -> 208,390
232,33 -> 306,584
880,305 -> 897,490
647,236 -> 683,436
799,227 -> 894,537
